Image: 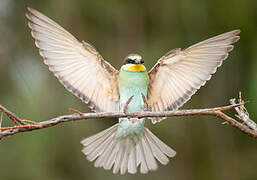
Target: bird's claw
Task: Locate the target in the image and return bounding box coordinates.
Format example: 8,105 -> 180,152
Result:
123,96 -> 134,113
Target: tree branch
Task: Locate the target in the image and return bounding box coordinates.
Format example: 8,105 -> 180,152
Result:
0,94 -> 256,140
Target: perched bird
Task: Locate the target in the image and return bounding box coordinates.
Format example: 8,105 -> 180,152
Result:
26,7 -> 240,174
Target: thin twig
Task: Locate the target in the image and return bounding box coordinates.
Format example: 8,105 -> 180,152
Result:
230,99 -> 257,131
0,101 -> 256,140
69,108 -> 83,115
213,110 -> 256,138
0,104 -> 26,125
0,124 -> 43,130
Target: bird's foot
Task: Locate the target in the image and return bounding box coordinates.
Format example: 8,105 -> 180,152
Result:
123,95 -> 134,114
141,93 -> 150,111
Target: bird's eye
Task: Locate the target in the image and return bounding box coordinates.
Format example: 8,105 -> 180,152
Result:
141,60 -> 144,64
127,59 -> 133,63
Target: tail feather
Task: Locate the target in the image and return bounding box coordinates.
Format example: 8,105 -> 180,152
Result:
104,141 -> 118,170
128,147 -> 137,174
81,123 -> 176,174
120,145 -> 129,174
81,124 -> 118,146
88,133 -> 112,162
94,134 -> 115,167
142,136 -> 158,170
82,124 -> 118,161
113,146 -> 123,174
137,141 -> 149,174
145,128 -> 176,158
101,140 -> 116,168
144,130 -> 170,165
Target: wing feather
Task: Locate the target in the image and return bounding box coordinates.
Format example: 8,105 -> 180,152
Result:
26,7 -> 120,112
148,30 -> 240,123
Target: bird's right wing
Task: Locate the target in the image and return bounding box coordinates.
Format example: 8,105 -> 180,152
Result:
26,7 -> 120,112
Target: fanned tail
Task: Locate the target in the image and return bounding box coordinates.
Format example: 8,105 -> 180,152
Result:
81,123 -> 176,174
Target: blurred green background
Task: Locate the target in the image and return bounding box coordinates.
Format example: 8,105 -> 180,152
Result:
0,0 -> 256,180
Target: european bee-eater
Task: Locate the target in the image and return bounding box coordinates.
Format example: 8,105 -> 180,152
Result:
26,7 -> 240,174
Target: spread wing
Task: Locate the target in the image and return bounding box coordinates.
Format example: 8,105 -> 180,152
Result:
26,7 -> 120,112
148,30 -> 240,123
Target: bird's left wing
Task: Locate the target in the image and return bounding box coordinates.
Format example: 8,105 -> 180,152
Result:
26,7 -> 120,112
147,30 -> 240,123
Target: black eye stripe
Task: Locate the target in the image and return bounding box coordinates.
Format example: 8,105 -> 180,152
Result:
123,59 -> 133,65
123,58 -> 143,65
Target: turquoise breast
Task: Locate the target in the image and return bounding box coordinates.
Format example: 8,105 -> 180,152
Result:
118,69 -> 149,113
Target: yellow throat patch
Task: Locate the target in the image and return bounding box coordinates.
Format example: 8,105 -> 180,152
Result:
122,64 -> 146,72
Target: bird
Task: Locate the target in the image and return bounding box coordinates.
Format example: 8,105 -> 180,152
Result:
26,7 -> 240,174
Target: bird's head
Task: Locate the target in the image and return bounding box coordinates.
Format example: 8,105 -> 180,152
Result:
121,54 -> 146,72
